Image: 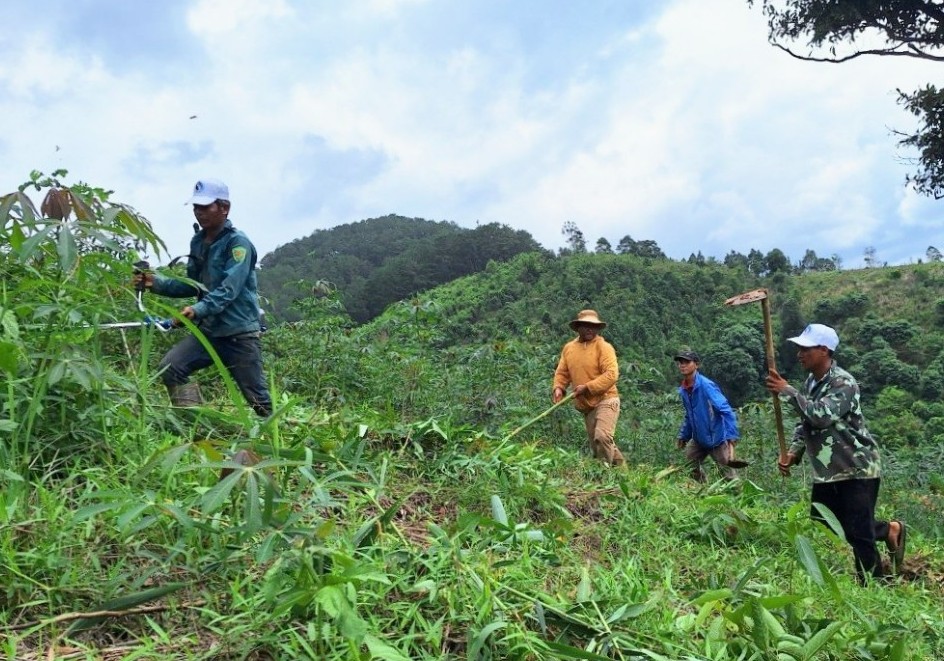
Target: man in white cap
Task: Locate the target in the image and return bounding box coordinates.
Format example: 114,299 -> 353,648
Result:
766,323 -> 905,582
552,309 -> 625,466
134,179 -> 272,417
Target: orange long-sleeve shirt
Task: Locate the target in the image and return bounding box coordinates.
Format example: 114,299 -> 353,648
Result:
553,335 -> 619,412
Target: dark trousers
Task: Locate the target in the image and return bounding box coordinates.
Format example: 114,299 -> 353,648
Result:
684,441 -> 736,481
810,478 -> 890,583
159,332 -> 272,417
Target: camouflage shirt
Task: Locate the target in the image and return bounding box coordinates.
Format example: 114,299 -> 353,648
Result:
782,362 -> 882,483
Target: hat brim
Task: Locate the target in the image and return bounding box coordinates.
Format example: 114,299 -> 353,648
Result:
186,194 -> 219,205
787,336 -> 818,347
570,321 -> 606,330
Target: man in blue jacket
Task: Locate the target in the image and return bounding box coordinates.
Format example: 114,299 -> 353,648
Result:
675,350 -> 740,481
135,178 -> 272,417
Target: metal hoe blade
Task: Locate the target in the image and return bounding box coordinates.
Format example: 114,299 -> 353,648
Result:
724,288 -> 768,306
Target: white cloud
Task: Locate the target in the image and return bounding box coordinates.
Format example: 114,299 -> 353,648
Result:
1,0 -> 942,267
186,0 -> 292,35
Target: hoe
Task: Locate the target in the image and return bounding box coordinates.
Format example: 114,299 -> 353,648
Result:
724,288 -> 789,474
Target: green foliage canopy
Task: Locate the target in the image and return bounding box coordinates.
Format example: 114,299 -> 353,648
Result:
749,0 -> 944,198
257,215 -> 544,322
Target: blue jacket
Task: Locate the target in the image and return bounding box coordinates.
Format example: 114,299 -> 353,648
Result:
151,220 -> 262,338
677,372 -> 740,449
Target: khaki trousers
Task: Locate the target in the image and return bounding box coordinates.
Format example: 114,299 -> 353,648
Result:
583,398 -> 625,466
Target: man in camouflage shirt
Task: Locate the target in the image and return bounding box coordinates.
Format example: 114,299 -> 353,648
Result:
766,323 -> 905,583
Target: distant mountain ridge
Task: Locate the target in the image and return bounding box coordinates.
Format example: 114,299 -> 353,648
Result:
257,214 -> 545,322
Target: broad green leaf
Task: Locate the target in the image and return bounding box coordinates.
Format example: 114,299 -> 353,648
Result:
57,223 -> 78,273
139,443 -> 191,478
576,566 -> 592,602
802,620 -> 843,658
758,595 -> 805,609
352,517 -> 379,549
9,220 -> 25,250
811,501 -> 846,541
337,606 -> 367,643
0,191 -> 39,225
102,206 -> 120,225
0,341 -> 18,374
889,637 -> 906,661
47,360 -> 66,386
243,472 -> 262,535
605,601 -> 652,623
16,224 -> 56,262
72,502 -> 123,522
200,471 -> 242,515
794,535 -> 825,584
117,502 -> 152,531
0,192 -> 17,224
490,494 -> 509,526
195,439 -> 226,462
315,585 -> 367,641
467,620 -> 506,661
363,634 -> 411,661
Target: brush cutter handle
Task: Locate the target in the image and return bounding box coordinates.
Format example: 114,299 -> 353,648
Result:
146,316 -> 174,332
96,317 -> 174,331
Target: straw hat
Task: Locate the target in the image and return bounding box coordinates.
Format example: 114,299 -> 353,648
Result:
569,309 -> 607,330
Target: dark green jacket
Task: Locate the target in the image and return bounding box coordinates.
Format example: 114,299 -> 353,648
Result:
151,220 -> 261,338
782,362 -> 882,483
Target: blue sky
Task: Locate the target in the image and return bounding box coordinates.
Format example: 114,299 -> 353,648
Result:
1,0 -> 940,268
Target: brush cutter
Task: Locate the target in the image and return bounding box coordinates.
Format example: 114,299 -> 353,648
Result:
22,260 -> 175,333
95,318 -> 174,331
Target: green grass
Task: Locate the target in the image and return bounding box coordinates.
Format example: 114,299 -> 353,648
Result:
2,174 -> 943,659
2,406 -> 942,660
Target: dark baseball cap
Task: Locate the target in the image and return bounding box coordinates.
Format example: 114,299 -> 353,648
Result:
674,350 -> 700,363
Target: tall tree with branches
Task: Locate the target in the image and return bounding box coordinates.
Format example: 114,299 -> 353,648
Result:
749,0 -> 944,197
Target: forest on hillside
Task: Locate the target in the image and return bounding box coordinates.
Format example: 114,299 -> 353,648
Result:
255,209 -> 935,329
257,215 -> 544,322
268,248 -> 944,454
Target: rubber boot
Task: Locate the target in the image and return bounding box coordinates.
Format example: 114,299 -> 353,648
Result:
167,382 -> 203,407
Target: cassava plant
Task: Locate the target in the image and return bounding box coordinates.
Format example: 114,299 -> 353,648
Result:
0,170 -> 166,472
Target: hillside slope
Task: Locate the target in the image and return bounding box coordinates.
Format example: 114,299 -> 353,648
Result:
355,253 -> 937,399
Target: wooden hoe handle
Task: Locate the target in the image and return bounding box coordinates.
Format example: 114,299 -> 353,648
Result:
761,296 -> 789,465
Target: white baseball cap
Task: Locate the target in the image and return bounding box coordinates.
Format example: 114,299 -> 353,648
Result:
787,323 -> 839,351
186,179 -> 229,205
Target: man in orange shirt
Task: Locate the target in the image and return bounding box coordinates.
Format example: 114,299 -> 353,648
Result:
552,310 -> 625,466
